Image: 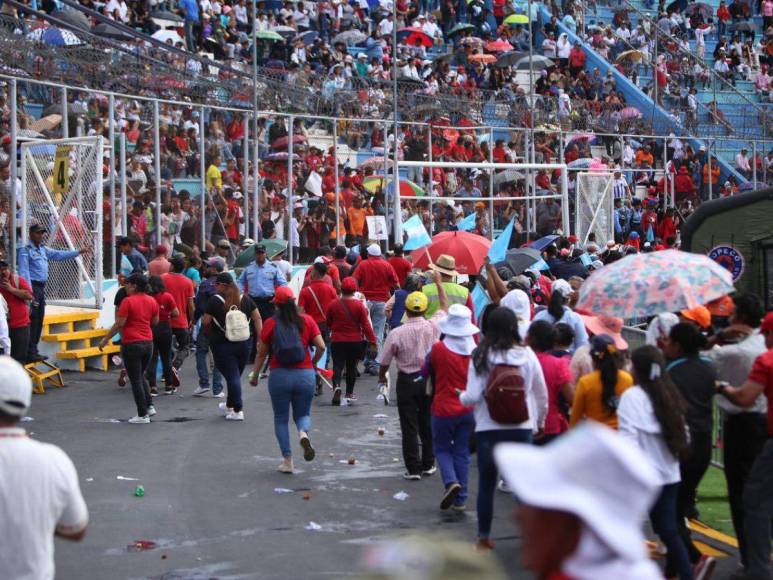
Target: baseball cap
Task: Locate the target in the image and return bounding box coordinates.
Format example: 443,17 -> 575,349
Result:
205,256 -> 226,271
29,224 -> 47,234
341,277 -> 357,293
680,305 -> 712,329
0,357 -> 33,417
367,243 -> 382,257
217,239 -> 231,249
155,244 -> 168,255
254,244 -> 267,253
405,291 -> 429,313
760,311 -> 773,333
273,286 -> 295,305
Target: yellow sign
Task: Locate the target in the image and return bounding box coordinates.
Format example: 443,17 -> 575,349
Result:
52,145 -> 71,195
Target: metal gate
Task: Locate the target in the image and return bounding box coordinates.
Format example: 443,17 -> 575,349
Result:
21,137 -> 103,309
575,172 -> 614,247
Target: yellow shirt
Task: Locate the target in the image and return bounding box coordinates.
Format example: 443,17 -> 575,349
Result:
570,370 -> 633,429
206,164 -> 222,192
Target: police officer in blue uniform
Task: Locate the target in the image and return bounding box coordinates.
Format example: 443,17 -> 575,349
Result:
17,224 -> 86,362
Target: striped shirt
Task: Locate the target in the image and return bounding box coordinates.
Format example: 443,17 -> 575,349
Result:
378,311 -> 445,374
612,177 -> 629,199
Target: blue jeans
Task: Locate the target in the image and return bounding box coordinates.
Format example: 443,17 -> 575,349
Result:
432,413 -> 475,505
196,327 -> 223,394
211,340 -> 250,412
476,429 -> 532,539
651,483 -> 694,580
267,368 -> 316,458
364,300 -> 386,371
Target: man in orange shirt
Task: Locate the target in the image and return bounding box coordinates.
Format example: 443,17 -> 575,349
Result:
635,145 -> 654,168
346,196 -> 373,247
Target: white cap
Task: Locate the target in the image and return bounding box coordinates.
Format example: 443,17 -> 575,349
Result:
0,358 -> 33,417
314,256 -> 326,264
232,191 -> 244,199
367,243 -> 382,257
552,278 -> 574,298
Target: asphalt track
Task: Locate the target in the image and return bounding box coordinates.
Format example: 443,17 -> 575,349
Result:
25,363 -> 740,579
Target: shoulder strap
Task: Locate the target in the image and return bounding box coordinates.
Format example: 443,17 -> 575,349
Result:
666,357 -> 688,371
339,299 -> 364,339
307,286 -> 325,320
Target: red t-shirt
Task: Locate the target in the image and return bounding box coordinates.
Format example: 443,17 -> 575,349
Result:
747,348 -> 773,435
118,293 -> 159,343
162,273 -> 194,329
326,298 -> 377,344
260,314 -> 321,369
430,342 -> 474,417
298,280 -> 338,324
536,351 -> 573,435
153,291 -> 177,324
353,258 -> 399,302
387,256 -> 413,287
0,275 -> 32,329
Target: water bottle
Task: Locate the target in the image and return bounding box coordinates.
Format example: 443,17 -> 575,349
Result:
134,485 -> 145,497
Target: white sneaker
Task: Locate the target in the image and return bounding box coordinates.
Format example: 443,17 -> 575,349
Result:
225,410 -> 244,421
128,415 -> 150,424
147,406 -> 157,417
497,479 -> 511,494
192,386 -> 210,397
213,391 -> 225,399
218,402 -> 233,415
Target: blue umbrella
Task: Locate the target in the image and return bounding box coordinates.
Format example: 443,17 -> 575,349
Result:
530,234 -> 560,251
26,27 -> 83,46
294,30 -> 318,45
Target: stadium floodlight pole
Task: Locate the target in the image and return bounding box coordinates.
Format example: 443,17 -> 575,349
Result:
9,78 -> 16,269
392,0 -> 401,244
153,99 -> 162,246
528,0 -> 533,100
199,107 -> 206,250
120,132 -> 127,236
108,94 -> 117,278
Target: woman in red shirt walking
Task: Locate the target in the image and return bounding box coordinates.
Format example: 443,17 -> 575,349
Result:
325,278 -> 377,406
145,276 -> 179,397
251,287 -> 326,474
425,304 -> 478,511
99,273 -> 159,424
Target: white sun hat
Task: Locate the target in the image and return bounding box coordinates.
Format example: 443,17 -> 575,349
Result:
494,422 -> 660,562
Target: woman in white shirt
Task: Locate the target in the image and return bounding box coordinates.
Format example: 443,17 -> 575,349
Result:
459,306 -> 548,551
618,345 -> 695,580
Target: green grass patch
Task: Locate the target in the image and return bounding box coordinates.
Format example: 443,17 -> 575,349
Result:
696,466 -> 735,537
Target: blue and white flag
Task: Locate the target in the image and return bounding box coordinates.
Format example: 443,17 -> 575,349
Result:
457,212 -> 477,232
488,216 -> 515,263
402,214 -> 432,251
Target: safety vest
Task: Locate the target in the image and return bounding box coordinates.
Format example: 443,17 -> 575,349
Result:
422,282 -> 469,318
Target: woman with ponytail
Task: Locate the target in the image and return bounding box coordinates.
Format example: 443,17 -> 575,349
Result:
532,278 -> 588,352
619,346 -> 693,580
570,334 -> 633,429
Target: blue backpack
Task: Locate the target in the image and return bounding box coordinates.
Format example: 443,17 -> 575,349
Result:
272,317 -> 306,365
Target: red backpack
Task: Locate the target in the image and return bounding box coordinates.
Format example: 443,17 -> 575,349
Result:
484,364 -> 529,424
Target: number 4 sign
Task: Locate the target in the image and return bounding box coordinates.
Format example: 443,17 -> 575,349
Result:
53,145 -> 72,195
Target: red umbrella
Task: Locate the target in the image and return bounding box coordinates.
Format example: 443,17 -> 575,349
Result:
469,53 -> 497,64
410,231 -> 492,275
271,134 -> 307,149
485,39 -> 513,52
397,27 -> 434,48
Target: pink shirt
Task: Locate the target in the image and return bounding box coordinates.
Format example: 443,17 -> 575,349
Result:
148,257 -> 171,277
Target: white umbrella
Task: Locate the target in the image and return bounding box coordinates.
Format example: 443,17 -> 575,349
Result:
152,29 -> 184,45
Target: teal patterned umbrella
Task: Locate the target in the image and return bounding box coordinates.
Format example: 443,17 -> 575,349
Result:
576,250 -> 734,318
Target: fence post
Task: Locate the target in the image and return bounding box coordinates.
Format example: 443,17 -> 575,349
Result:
199,107 -> 206,252
153,100 -> 162,246
428,126 -> 433,237
108,94 -> 116,279
383,122 -> 390,236
752,140 -> 757,186
61,86 -> 68,138
9,79 -> 17,268
120,132 -> 127,237
287,116 -> 294,265
488,126 -> 494,241
242,115 -> 249,241
333,120 -> 341,245
253,113 -> 260,241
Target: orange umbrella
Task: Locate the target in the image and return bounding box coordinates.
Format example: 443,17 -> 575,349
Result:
469,53 -> 497,64
485,39 -> 513,52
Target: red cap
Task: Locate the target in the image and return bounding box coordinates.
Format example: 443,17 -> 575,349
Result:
273,286 -> 295,305
155,244 -> 168,255
761,311 -> 773,333
341,277 -> 357,293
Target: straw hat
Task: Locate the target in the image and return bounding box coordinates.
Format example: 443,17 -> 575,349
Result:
430,254 -> 459,277
494,422 -> 660,562
438,304 -> 479,337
